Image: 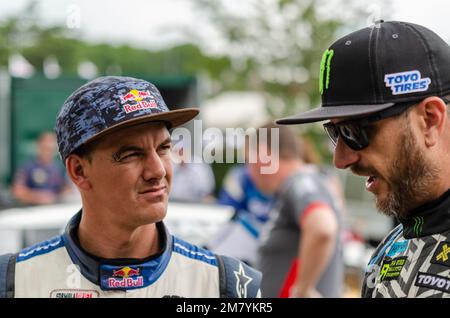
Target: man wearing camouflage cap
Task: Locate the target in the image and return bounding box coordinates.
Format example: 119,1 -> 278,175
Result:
0,76 -> 261,298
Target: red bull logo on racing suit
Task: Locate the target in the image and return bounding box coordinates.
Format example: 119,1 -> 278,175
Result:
108,266 -> 144,288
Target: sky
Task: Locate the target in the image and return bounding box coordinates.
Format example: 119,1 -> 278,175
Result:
0,0 -> 203,49
1,0 -> 450,52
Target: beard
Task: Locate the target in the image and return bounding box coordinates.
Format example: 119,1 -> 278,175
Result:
352,123 -> 439,220
375,126 -> 439,219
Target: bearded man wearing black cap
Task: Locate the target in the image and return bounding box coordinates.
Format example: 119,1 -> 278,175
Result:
277,20 -> 450,298
0,76 -> 261,298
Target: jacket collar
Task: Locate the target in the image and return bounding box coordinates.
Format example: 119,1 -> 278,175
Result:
401,188 -> 450,239
62,211 -> 172,290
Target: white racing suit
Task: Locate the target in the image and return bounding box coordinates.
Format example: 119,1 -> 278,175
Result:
0,211 -> 261,298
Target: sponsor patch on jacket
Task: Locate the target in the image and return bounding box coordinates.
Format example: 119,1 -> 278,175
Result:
415,272 -> 450,293
101,265 -> 144,290
379,256 -> 407,281
386,240 -> 409,257
234,263 -> 253,298
384,70 -> 431,95
50,289 -> 99,298
431,241 -> 450,267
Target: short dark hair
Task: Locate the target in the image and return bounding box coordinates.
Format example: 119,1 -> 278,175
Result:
442,95 -> 450,115
70,139 -> 101,162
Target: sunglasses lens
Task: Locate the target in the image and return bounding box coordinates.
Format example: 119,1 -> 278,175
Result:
338,124 -> 368,150
324,124 -> 339,146
324,122 -> 369,150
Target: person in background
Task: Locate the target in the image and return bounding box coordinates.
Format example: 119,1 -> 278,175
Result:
170,142 -> 216,203
255,123 -> 343,298
301,137 -> 347,213
208,130 -> 345,269
207,163 -> 274,266
12,132 -> 72,205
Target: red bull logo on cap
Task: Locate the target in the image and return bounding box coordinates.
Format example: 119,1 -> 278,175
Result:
120,89 -> 158,114
108,266 -> 144,288
120,89 -> 153,103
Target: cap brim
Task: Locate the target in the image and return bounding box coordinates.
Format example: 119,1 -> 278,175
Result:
276,103 -> 395,125
86,107 -> 199,144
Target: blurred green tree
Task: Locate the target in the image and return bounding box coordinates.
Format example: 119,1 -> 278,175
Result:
0,1 -> 231,79
188,0 -> 391,160
0,0 -> 389,163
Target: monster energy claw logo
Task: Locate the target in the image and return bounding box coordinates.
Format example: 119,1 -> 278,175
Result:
319,49 -> 334,95
413,216 -> 424,236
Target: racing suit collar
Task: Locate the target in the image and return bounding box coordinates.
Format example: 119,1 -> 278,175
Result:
62,210 -> 173,290
401,188 -> 450,239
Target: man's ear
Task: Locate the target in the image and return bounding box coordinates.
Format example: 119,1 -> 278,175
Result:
416,96 -> 447,147
66,155 -> 92,190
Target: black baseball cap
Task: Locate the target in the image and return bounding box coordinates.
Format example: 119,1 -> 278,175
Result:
277,21 -> 450,125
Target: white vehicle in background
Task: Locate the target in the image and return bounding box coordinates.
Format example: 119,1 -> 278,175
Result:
0,201 -> 234,254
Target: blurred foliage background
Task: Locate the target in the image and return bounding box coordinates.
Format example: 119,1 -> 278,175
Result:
0,0 -> 390,182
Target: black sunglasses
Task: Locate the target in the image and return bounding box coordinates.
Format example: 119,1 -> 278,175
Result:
323,102 -> 417,151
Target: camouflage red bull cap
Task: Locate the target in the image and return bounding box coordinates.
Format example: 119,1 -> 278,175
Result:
55,76 -> 199,162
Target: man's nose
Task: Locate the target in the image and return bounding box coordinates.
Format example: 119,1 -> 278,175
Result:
333,137 -> 361,169
143,152 -> 166,181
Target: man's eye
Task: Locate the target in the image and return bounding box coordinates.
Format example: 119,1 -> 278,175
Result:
159,145 -> 172,153
114,152 -> 143,162
125,152 -> 141,158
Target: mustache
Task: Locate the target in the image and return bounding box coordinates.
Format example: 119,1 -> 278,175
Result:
350,163 -> 379,177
